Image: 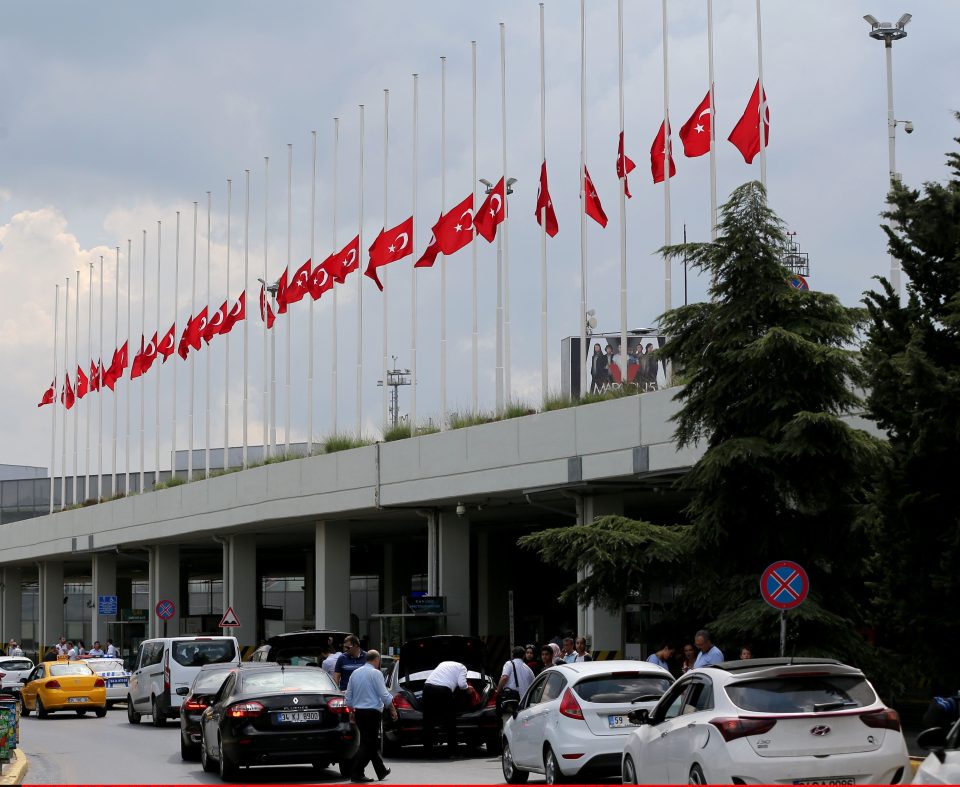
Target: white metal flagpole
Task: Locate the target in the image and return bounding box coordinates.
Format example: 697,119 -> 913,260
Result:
50,283 -> 59,514
190,202 -> 198,481
381,89 -> 390,430
357,104 -> 365,437
155,222 -> 161,485
262,158 -> 269,460
98,255 -> 103,496
439,56 -> 447,428
708,0 -> 718,240
756,0 -> 767,189
618,0 -> 628,383
539,6 -> 548,404
173,212 -> 180,478
243,172 -> 250,467
112,246 -> 119,496
410,73 -> 419,436
73,268 -> 79,504
86,262 -> 92,499
61,276 -> 69,510
662,0 -> 673,314
308,134 -> 316,455
205,191 -> 212,476
285,145 -> 292,455
579,0 -> 588,399
471,41 -> 478,415
140,229 -> 146,492
331,119 -> 340,437
125,239 -> 131,492
225,179 -> 232,469
500,22 -> 512,407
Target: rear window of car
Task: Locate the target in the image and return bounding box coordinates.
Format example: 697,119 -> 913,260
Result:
49,663 -> 94,677
240,670 -> 338,693
573,673 -> 674,703
725,675 -> 877,713
272,647 -> 330,667
193,670 -> 234,693
86,660 -> 125,674
172,640 -> 237,667
0,660 -> 33,671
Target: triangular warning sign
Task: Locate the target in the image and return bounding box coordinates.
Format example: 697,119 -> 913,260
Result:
219,606 -> 241,627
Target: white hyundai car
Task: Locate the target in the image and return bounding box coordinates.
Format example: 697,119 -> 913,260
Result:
913,717 -> 960,784
501,660 -> 673,784
621,657 -> 910,785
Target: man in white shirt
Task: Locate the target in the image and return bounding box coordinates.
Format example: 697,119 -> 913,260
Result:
496,646 -> 535,698
423,661 -> 469,756
105,640 -> 119,658
87,641 -> 105,657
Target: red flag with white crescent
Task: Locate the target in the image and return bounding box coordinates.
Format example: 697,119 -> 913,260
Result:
583,167 -> 608,228
679,90 -> 712,158
474,177 -> 505,243
535,161 -> 559,238
130,335 -> 147,380
364,216 -> 414,291
309,258 -> 335,301
203,302 -> 227,344
276,267 -> 290,315
259,284 -> 275,329
650,120 -> 676,184
415,193 -> 475,268
728,80 -> 769,164
61,373 -> 75,410
38,379 -> 56,407
158,322 -> 177,362
76,364 -> 88,399
616,132 -> 637,198
222,292 -> 246,333
89,361 -> 101,392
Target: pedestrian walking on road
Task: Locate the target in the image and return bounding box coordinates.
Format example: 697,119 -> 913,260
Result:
344,649 -> 397,783
422,660 -> 469,757
693,629 -> 724,669
496,646 -> 535,716
334,634 -> 367,690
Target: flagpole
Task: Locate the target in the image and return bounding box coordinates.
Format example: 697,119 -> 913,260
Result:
356,104 -> 365,437
755,0 -> 767,189
205,191 -> 212,477
410,72 -> 419,437
578,0 -> 588,400
308,134 -> 316,455
332,118 -> 340,437
173,212 -> 180,478
140,229 -> 146,492
381,89 -> 390,431
155,221 -> 162,485
125,239 -> 131,493
62,275 -> 69,510
470,42 -> 478,415
112,246 -> 119,496
243,172 -> 250,467
617,0 -> 628,384
50,283 -> 59,513
707,0 -> 718,240
439,56 -> 447,429
225,179 -> 232,469
539,6 -> 548,405
190,201 -> 198,481
500,23 -> 512,407
86,262 -> 92,499
662,0 -> 673,314
98,255 -> 104,497
73,268 -> 79,504
285,144 -> 292,455
262,158 -> 269,460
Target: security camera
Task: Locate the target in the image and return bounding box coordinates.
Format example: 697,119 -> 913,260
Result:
904,121 -> 914,134
456,502 -> 466,517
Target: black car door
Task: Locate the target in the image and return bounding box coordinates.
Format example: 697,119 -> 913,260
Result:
203,672 -> 237,754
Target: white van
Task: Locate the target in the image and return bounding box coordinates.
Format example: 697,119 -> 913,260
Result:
126,636 -> 240,726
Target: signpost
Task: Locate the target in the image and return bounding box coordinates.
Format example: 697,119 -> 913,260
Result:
155,599 -> 176,638
760,560 -> 809,656
97,595 -> 118,616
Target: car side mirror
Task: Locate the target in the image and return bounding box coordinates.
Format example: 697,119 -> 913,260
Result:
628,708 -> 650,725
500,698 -> 520,718
176,686 -> 190,696
18,677 -> 28,684
917,726 -> 948,762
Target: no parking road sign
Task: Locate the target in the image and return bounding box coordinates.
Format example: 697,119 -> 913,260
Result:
155,599 -> 177,620
760,560 -> 809,610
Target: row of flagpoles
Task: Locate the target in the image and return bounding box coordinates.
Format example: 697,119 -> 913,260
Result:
39,0 -> 771,513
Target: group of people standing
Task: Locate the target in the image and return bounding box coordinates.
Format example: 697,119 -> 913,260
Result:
40,635 -> 118,661
646,629 -> 753,675
516,635 -> 594,677
589,342 -> 660,393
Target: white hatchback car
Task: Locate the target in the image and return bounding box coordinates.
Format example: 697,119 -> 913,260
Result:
913,717 -> 960,784
501,660 -> 673,784
621,657 -> 910,785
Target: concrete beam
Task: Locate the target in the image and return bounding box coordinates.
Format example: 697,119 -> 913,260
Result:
91,553 -> 117,645
223,534 -> 257,648
149,545 -> 180,638
38,561 -> 64,652
438,511 -> 471,636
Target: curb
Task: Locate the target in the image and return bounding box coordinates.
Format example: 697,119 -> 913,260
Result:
0,749 -> 28,786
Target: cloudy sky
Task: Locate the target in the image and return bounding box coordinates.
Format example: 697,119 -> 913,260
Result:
1,1 -> 958,472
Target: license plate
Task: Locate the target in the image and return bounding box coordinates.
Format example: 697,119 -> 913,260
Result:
608,715 -> 631,728
68,696 -> 89,703
107,679 -> 128,687
793,779 -> 855,785
275,711 -> 320,724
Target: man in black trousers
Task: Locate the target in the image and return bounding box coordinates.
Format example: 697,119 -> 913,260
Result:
345,649 -> 398,783
422,660 -> 469,757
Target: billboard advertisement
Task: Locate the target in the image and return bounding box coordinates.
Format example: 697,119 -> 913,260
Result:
561,331 -> 667,399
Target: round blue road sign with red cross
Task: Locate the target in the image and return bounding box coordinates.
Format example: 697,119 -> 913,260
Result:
760,560 -> 809,610
155,599 -> 176,620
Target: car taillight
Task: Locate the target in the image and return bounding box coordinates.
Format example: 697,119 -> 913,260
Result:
328,697 -> 351,715
559,688 -> 584,720
184,698 -> 208,711
46,680 -> 61,689
710,716 -> 778,742
485,692 -> 498,709
392,694 -> 413,710
163,650 -> 170,694
859,708 -> 900,731
93,678 -> 106,688
227,701 -> 265,719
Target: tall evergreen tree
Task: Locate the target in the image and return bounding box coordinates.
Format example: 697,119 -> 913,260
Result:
862,118 -> 960,689
658,181 -> 882,658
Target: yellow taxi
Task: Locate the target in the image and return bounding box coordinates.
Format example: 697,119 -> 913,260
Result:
20,659 -> 107,718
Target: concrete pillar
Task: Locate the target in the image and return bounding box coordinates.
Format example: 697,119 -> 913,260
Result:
148,545 -> 180,638
577,494 -> 625,654
303,547 -> 316,627
426,514 -> 439,596
438,511 -> 471,636
91,553 -> 117,645
315,522 -> 350,631
1,567 -> 22,647
38,561 -> 64,653
223,534 -> 257,648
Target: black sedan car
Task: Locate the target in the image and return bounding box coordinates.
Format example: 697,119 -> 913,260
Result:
382,635 -> 500,755
180,663 -> 258,761
199,664 -> 358,781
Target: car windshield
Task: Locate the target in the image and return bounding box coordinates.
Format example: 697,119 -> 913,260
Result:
573,673 -> 674,703
272,647 -> 331,667
240,670 -> 338,693
725,675 -> 876,713
86,659 -> 125,674
172,640 -> 237,667
193,670 -> 234,693
49,663 -> 94,677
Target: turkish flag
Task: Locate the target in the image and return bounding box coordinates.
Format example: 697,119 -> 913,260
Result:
617,133 -> 637,198
90,361 -> 101,392
222,292 -> 246,334
679,90 -> 712,158
414,194 -> 475,268
158,322 -> 177,362
288,260 -> 312,307
203,302 -> 228,344
103,341 -> 128,391
178,316 -> 194,360
76,364 -> 88,399
650,120 -> 676,184
535,161 -> 559,238
583,167 -> 608,228
142,332 -> 158,373
728,80 -> 769,164
130,335 -> 147,380
190,307 -> 208,350
309,257 -> 335,300
364,216 -> 414,291
61,373 -> 75,410
259,284 -> 276,329
474,177 -> 505,242
328,235 -> 361,284
38,379 -> 55,407
276,268 -> 290,315
414,228 -> 442,269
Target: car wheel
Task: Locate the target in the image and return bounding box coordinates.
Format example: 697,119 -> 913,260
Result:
200,730 -> 217,773
151,696 -> 165,727
218,736 -> 239,781
36,696 -> 48,719
543,746 -> 567,785
688,764 -> 706,785
126,695 -> 141,724
623,755 -> 638,784
75,709 -> 87,716
95,707 -> 107,718
501,741 -> 529,784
